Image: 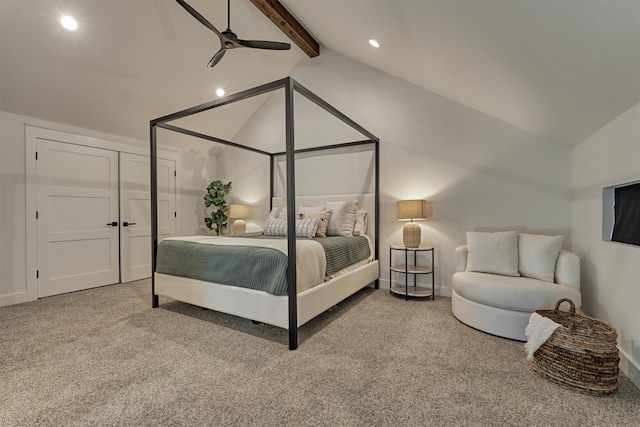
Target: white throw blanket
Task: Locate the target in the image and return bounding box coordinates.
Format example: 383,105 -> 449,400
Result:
524,312 -> 561,360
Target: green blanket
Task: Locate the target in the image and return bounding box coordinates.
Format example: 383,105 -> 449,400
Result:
155,236 -> 371,296
156,242 -> 289,295
314,236 -> 371,276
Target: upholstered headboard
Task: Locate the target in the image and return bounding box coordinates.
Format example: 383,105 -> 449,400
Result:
271,193 -> 376,241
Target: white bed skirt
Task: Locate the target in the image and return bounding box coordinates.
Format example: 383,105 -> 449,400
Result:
155,260 -> 379,329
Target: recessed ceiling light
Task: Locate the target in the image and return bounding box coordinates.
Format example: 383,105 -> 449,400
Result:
216,88 -> 225,97
369,39 -> 380,48
60,15 -> 78,31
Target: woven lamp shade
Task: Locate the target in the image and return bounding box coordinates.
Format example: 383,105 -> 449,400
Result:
229,204 -> 249,235
397,200 -> 429,248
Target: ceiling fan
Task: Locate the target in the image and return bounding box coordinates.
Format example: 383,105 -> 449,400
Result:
176,0 -> 291,68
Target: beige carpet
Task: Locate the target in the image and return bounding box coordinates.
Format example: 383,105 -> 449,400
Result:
1,279 -> 638,426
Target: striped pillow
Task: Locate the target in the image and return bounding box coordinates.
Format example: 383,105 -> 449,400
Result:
264,217 -> 321,238
297,210 -> 332,237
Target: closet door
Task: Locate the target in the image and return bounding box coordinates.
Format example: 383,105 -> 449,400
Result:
120,153 -> 176,282
36,140 -> 120,297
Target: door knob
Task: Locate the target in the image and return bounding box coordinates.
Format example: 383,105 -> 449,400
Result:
123,222 -> 136,227
106,221 -> 118,226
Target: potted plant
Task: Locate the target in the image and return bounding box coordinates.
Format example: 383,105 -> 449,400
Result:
204,180 -> 232,235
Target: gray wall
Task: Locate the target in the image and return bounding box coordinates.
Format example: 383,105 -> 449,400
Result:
218,49 -> 573,294
571,102 -> 640,388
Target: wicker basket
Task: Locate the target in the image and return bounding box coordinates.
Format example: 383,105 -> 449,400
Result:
528,298 -> 619,396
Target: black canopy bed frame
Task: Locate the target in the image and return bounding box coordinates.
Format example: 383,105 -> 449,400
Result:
150,77 -> 380,350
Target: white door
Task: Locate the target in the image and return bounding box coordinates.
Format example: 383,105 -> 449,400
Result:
120,153 -> 176,282
36,140 -> 120,297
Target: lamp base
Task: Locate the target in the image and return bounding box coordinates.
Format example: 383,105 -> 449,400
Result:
403,222 -> 421,248
232,219 -> 246,235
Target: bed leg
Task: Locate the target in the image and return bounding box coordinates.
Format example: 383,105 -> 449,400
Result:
374,279 -> 380,289
289,329 -> 297,350
252,320 -> 261,325
152,294 -> 159,308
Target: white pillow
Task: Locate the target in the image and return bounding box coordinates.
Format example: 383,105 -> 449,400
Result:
269,205 -> 286,219
325,200 -> 358,236
353,210 -> 368,236
264,217 -> 320,238
466,231 -> 520,276
278,210 -> 290,220
276,206 -> 298,220
518,234 -> 564,283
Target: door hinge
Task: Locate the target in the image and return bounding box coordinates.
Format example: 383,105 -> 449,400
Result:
174,212 -> 177,217
35,152 -> 38,160
36,270 -> 39,279
36,211 -> 39,219
174,170 -> 176,177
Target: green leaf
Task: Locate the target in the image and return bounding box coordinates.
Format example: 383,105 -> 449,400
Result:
213,211 -> 227,222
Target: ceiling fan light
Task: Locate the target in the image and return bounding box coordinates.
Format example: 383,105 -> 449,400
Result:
60,15 -> 78,31
216,88 -> 225,97
369,39 -> 380,48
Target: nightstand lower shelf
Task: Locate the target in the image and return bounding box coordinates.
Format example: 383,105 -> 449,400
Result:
390,284 -> 433,298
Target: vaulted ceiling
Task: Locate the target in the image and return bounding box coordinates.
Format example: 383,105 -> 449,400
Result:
1,0 -> 639,148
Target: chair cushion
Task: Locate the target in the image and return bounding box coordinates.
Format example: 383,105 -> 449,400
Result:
465,231 -> 520,276
518,233 -> 564,282
453,271 -> 581,312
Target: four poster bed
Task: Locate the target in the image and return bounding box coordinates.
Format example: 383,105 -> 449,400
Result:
150,77 -> 380,350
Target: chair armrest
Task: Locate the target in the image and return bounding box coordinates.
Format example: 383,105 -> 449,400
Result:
555,250 -> 580,290
455,245 -> 468,273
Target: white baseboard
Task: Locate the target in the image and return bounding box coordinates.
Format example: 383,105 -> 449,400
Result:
377,278 -> 391,289
439,285 -> 452,297
618,346 -> 640,390
0,291 -> 35,307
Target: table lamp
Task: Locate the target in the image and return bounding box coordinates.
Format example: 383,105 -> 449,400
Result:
229,204 -> 249,235
397,199 -> 429,248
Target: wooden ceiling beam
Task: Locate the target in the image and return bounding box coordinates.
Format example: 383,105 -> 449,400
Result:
250,0 -> 320,58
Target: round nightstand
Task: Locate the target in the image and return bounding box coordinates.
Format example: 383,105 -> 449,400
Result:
389,245 -> 435,300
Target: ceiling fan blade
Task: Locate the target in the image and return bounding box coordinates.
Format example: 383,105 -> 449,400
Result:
237,39 -> 291,50
207,49 -> 227,67
176,0 -> 222,37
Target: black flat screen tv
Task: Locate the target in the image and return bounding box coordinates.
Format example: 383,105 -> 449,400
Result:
604,180 -> 640,247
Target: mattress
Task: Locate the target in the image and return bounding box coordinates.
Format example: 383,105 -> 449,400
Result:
155,235 -> 371,295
